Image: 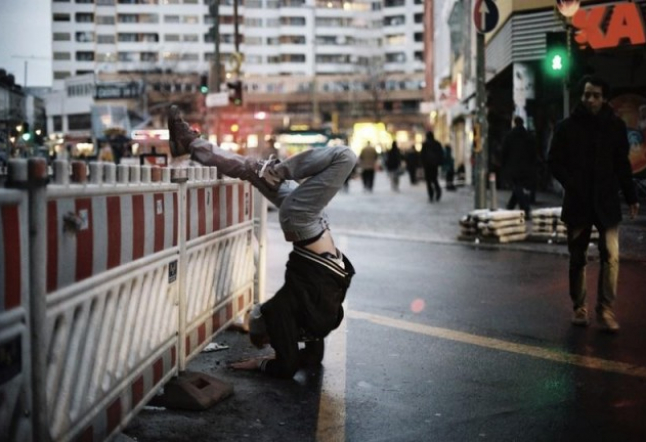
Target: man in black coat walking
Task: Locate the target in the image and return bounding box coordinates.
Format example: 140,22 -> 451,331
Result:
420,130 -> 444,202
548,75 -> 639,332
502,116 -> 537,216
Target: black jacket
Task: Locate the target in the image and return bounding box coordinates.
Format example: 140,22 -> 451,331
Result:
502,125 -> 538,189
420,138 -> 444,169
548,103 -> 637,228
260,246 -> 355,378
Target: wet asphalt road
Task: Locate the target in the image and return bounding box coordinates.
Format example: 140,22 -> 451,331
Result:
123,175 -> 646,442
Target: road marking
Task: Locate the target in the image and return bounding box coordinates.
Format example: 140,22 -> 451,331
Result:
348,309 -> 646,379
316,234 -> 349,442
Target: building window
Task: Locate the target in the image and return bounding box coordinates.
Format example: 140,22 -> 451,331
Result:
118,33 -> 137,42
118,52 -> 138,62
246,0 -> 262,7
385,52 -> 406,63
414,13 -> 423,24
244,36 -> 262,45
279,35 -> 306,44
76,70 -> 94,75
244,18 -> 263,27
53,13 -> 71,22
384,0 -> 405,6
164,15 -> 180,24
181,53 -> 199,61
414,32 -> 423,42
96,53 -> 117,62
54,52 -> 72,61
141,52 -> 158,62
245,54 -> 262,64
53,115 -> 63,132
68,113 -> 92,131
97,34 -> 115,43
414,51 -> 423,62
184,0 -> 198,4
76,32 -> 95,42
281,54 -> 305,63
54,72 -> 71,80
76,13 -> 95,23
182,15 -> 199,24
385,33 -> 405,45
140,14 -> 159,23
118,14 -> 138,23
384,15 -> 405,26
280,17 -> 305,26
96,15 -> 116,25
165,34 -> 180,42
53,32 -> 71,41
97,0 -> 116,4
162,52 -> 181,61
76,51 -> 95,61
76,0 -> 95,4
183,34 -> 199,42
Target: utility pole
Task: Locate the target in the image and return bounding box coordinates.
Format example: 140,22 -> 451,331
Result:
210,0 -> 221,93
474,31 -> 488,209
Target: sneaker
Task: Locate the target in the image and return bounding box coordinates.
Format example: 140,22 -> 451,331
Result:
597,309 -> 620,333
255,155 -> 283,190
167,105 -> 200,157
571,307 -> 589,326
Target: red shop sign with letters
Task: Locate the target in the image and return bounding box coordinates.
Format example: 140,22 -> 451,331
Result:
572,1 -> 646,50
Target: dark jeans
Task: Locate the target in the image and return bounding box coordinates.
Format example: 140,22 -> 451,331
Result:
361,169 -> 375,191
506,182 -> 531,215
424,167 -> 441,201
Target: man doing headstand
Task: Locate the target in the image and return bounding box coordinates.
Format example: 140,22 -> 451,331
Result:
168,106 -> 356,378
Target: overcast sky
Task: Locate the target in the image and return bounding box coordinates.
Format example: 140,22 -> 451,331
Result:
0,0 -> 52,88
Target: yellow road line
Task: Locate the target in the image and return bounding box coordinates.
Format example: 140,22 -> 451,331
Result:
348,309 -> 646,379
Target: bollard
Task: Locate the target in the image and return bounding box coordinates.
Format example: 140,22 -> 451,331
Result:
54,159 -> 70,185
141,165 -> 152,183
89,162 -> 103,185
489,172 -> 497,210
117,164 -> 129,184
71,161 -> 88,183
151,166 -> 162,183
104,162 -> 117,184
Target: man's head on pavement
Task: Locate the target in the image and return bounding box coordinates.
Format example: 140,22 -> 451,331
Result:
248,304 -> 270,349
578,75 -> 609,115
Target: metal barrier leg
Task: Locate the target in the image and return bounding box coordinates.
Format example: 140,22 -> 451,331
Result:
27,159 -> 51,442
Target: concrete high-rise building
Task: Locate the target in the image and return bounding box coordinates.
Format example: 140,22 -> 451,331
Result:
49,0 -> 429,144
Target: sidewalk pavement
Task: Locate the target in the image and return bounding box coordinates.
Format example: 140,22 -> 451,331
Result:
266,170 -> 646,262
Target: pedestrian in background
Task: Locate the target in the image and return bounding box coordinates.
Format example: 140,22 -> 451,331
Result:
444,144 -> 456,191
420,130 -> 444,202
501,116 -> 538,216
358,141 -> 378,192
548,75 -> 639,332
404,146 -> 420,185
385,140 -> 403,192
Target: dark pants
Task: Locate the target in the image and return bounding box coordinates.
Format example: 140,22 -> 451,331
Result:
361,169 -> 375,191
424,167 -> 441,201
506,182 -> 531,215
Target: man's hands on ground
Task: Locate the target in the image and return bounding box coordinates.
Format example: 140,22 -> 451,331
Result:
229,358 -> 265,370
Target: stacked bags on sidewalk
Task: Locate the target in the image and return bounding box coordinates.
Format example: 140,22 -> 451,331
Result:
459,209 -> 527,243
528,207 -> 598,243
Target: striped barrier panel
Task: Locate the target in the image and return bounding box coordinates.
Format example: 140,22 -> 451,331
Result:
42,163 -> 182,441
0,188 -> 32,442
182,180 -> 255,364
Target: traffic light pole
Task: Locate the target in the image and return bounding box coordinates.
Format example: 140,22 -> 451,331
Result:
474,31 -> 488,209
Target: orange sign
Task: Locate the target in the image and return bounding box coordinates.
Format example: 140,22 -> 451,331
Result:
572,2 -> 646,50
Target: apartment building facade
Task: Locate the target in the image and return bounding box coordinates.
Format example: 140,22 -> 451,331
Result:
49,0 -> 430,148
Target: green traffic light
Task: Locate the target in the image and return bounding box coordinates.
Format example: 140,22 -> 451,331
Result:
200,85 -> 209,94
545,48 -> 569,77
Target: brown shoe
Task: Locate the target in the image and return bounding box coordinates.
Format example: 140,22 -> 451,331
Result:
571,306 -> 589,326
597,309 -> 619,333
167,105 -> 200,157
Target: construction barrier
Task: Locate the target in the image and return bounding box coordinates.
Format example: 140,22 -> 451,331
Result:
0,187 -> 32,442
0,158 -> 265,442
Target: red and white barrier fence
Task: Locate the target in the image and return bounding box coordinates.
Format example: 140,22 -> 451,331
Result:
0,158 -> 266,442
